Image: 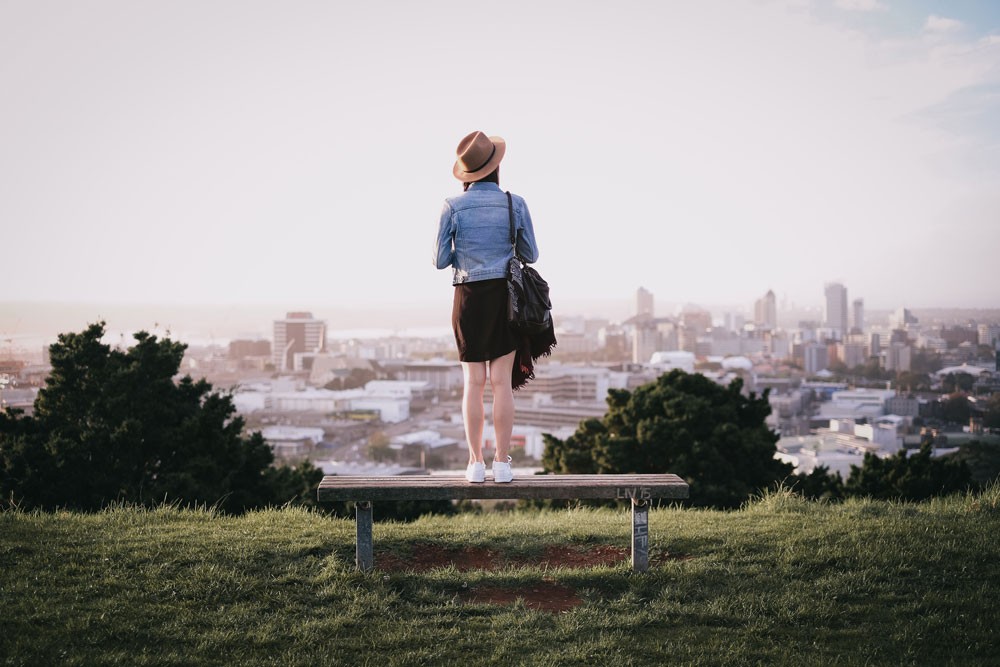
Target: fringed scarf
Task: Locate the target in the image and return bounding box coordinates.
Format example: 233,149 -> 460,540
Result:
512,323 -> 557,390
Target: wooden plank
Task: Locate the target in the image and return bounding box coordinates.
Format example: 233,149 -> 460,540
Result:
317,473 -> 689,502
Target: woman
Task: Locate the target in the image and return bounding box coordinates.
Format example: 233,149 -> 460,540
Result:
433,130 -> 540,483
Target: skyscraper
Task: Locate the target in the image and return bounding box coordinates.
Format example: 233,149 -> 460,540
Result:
890,307 -> 918,330
636,287 -> 654,319
824,282 -> 848,340
273,311 -> 326,372
852,298 -> 864,334
754,289 -> 777,330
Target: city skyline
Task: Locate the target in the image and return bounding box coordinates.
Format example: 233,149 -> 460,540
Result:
2,285 -> 999,353
2,1 -> 999,313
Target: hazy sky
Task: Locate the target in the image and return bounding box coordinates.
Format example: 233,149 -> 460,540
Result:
3,0 -> 999,324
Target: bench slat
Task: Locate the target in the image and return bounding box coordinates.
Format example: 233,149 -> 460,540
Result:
317,473 -> 689,502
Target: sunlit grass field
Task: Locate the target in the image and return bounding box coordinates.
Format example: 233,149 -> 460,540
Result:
3,487 -> 999,666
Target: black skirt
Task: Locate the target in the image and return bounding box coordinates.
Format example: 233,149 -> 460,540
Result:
452,278 -> 518,362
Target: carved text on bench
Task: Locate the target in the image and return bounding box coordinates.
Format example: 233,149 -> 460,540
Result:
615,486 -> 652,500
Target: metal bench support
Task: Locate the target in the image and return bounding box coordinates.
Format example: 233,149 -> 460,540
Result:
356,501 -> 373,572
631,499 -> 650,572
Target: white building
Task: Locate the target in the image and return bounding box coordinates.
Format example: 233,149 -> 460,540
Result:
816,388 -> 895,422
649,350 -> 695,373
513,396 -> 609,430
390,430 -> 459,451
483,424 -> 576,460
365,380 -> 432,400
935,364 -> 993,381
233,382 -> 411,423
777,416 -> 906,478
774,435 -> 865,480
232,391 -> 267,413
401,360 -> 463,393
721,356 -> 753,372
271,388 -> 345,413
348,396 -> 410,423
261,426 -> 324,457
516,365 -> 629,403
831,418 -> 903,452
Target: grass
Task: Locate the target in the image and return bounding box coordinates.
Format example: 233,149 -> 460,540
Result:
2,487 -> 1000,666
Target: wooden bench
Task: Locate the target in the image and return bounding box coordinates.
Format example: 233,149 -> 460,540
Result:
317,474 -> 689,572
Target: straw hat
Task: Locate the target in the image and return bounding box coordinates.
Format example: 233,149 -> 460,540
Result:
452,130 -> 506,182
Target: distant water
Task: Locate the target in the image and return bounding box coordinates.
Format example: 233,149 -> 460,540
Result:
0,301 -> 455,346
327,326 -> 452,340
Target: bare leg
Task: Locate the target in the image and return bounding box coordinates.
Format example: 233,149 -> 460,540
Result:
461,361 -> 488,464
488,350 -> 517,462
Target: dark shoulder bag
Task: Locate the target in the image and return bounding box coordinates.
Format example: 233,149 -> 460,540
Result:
506,191 -> 552,335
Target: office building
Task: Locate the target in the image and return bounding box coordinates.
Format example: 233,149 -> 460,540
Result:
824,282 -> 848,340
979,323 -> 1000,347
804,342 -> 829,375
754,290 -> 777,331
890,307 -> 918,330
273,312 -> 326,373
636,287 -> 654,318
839,342 -> 866,369
852,298 -> 864,334
884,342 -> 912,373
632,322 -> 660,364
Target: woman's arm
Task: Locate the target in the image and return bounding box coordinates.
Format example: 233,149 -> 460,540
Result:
433,201 -> 455,269
516,198 -> 539,263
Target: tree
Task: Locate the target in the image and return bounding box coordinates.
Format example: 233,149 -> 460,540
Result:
983,394 -> 1000,430
940,393 -> 971,425
895,371 -> 931,393
789,465 -> 844,501
858,359 -> 890,382
324,367 -> 377,391
0,323 -> 321,513
542,370 -> 792,508
827,360 -> 849,376
951,440 -> 1000,487
942,373 -> 975,394
367,431 -> 396,463
911,350 -> 942,375
844,443 -> 971,501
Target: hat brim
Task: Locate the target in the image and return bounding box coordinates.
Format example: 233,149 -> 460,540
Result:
453,136 -> 506,182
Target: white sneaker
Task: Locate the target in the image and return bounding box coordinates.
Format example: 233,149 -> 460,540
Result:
465,461 -> 485,483
492,456 -> 514,483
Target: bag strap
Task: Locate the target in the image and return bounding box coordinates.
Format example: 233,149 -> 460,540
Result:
506,191 -> 520,260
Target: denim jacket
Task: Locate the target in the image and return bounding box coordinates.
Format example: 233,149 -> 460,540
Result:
433,182 -> 539,284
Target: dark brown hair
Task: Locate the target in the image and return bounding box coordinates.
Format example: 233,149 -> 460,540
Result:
463,167 -> 500,192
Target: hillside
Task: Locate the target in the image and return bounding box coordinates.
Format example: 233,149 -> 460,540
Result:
2,489 -> 999,666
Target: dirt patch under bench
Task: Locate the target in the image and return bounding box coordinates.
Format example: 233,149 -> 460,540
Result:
459,579 -> 582,613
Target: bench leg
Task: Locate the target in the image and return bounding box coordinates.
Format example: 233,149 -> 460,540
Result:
356,501 -> 374,572
631,499 -> 649,573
